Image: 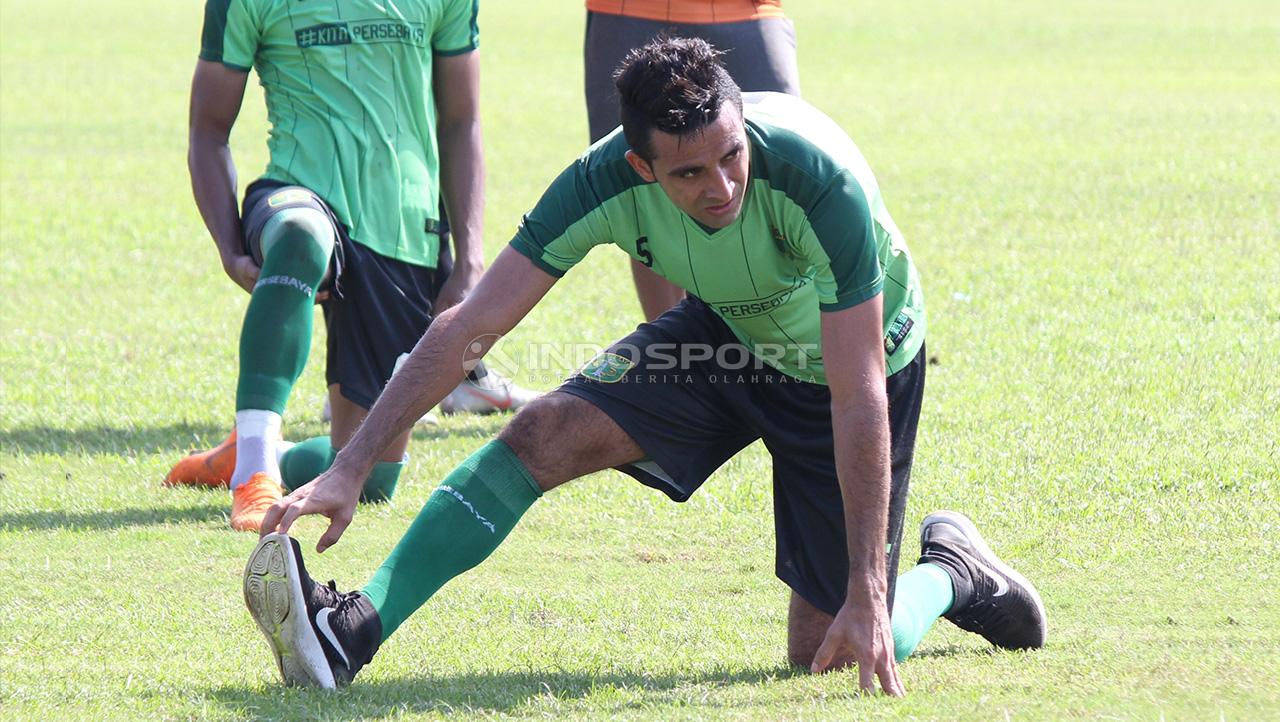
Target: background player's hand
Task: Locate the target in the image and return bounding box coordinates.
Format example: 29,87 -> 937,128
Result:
433,259 -> 483,312
810,598 -> 905,697
221,252 -> 260,294
259,466 -> 364,552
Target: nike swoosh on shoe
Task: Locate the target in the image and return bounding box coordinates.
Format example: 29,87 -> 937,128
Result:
315,607 -> 351,669
970,558 -> 1010,596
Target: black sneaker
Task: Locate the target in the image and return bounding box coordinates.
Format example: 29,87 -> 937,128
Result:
918,510 -> 1047,651
243,533 -> 382,688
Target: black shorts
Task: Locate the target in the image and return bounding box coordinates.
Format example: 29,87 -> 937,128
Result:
584,12 -> 801,142
241,179 -> 450,410
558,297 -> 925,615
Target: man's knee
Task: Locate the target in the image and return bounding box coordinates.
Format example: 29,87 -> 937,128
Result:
498,391 -> 642,492
786,591 -> 833,670
498,394 -> 578,491
788,643 -> 816,669
259,207 -> 335,269
787,624 -> 822,669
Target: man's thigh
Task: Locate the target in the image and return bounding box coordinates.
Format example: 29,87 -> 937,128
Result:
498,391 -> 645,492
322,240 -> 441,410
700,17 -> 800,95
765,345 -> 926,617
555,296 -> 760,501
584,12 -> 673,142
584,14 -> 800,142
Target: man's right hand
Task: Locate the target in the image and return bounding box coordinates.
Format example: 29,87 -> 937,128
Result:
260,465 -> 365,552
222,252 -> 260,294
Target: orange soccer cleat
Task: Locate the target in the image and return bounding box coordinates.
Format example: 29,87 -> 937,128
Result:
165,431 -> 238,488
230,472 -> 284,533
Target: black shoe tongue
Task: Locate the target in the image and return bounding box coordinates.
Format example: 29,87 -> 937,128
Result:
919,528 -> 976,612
924,523 -> 969,548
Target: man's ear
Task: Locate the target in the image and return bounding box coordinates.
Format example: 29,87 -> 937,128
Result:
625,150 -> 656,183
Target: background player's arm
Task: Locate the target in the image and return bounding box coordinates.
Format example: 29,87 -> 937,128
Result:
261,246 -> 558,547
188,60 -> 255,293
810,294 -> 906,697
433,50 -> 485,311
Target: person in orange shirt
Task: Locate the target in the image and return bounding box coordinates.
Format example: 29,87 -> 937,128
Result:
584,0 -> 802,321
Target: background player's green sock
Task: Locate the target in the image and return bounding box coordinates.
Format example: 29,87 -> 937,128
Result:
234,209 -> 333,413
359,460 -> 404,503
890,562 -> 955,662
280,436 -> 335,490
280,435 -> 403,502
361,440 -> 542,641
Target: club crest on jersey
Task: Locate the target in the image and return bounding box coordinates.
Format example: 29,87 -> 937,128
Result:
884,313 -> 914,355
267,189 -> 313,208
770,226 -> 795,258
579,352 -> 634,383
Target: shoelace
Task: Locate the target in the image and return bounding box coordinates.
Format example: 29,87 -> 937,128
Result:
312,580 -> 367,621
329,587 -> 369,619
307,579 -> 343,609
953,596 -> 1013,633
326,590 -> 375,656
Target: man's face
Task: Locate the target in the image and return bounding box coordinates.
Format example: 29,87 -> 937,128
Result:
626,102 -> 750,229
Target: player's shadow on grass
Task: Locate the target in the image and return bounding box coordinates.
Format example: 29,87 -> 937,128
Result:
210,664 -> 805,717
0,502 -> 229,532
0,418 -> 516,461
0,423 -> 227,456
909,644 -> 984,660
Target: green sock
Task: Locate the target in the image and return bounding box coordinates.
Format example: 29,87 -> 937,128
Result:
280,436 -> 336,491
890,562 -> 955,663
360,459 -> 404,503
235,209 -> 333,413
280,435 -> 403,502
361,440 -> 542,641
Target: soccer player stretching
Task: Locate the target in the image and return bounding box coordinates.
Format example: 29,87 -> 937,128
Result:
245,38 -> 1046,694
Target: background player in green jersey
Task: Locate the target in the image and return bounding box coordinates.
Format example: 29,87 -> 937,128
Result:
165,0 -> 536,531
242,37 -> 1046,695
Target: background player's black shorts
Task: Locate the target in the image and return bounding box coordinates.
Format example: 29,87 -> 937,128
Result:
241,179 -> 451,410
584,12 -> 801,142
558,296 -> 925,616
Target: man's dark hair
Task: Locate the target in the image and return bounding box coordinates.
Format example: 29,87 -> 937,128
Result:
614,36 -> 743,162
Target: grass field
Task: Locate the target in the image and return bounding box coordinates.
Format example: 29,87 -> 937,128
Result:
1,0 -> 1278,719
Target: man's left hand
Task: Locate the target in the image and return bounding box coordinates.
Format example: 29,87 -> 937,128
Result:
810,599 -> 905,696
434,260 -> 483,313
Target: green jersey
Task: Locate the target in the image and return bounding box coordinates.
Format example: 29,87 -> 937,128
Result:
199,0 -> 480,267
511,93 -> 925,385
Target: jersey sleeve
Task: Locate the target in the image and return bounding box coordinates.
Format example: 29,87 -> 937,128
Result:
432,0 -> 479,55
508,160 -> 614,277
795,170 -> 884,312
199,0 -> 259,71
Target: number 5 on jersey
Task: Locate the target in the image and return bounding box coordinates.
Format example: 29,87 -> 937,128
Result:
635,236 -> 654,267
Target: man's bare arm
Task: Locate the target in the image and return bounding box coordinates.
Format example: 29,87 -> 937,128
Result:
261,247 -> 558,548
809,294 -> 906,696
188,60 -> 255,292
432,51 -> 485,311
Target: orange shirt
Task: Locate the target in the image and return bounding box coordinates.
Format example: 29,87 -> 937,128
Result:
585,0 -> 785,24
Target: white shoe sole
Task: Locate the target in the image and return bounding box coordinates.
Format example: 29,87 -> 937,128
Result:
243,533 -> 337,689
920,510 -> 1048,646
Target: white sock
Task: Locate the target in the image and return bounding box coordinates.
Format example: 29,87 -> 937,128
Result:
275,440 -> 296,462
230,409 -> 282,489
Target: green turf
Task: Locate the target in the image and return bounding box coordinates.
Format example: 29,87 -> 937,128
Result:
1,0 -> 1277,718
